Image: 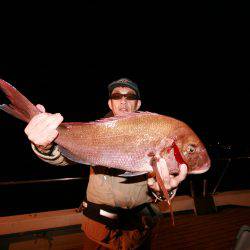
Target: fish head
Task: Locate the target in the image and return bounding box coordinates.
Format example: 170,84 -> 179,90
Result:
175,128 -> 211,174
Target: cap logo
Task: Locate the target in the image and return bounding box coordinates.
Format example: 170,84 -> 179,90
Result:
117,79 -> 130,83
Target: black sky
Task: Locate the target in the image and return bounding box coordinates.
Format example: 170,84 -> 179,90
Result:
0,2 -> 249,180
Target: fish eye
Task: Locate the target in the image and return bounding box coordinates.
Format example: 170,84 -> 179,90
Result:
187,144 -> 196,153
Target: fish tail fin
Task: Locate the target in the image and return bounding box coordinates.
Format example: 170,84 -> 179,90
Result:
0,79 -> 40,123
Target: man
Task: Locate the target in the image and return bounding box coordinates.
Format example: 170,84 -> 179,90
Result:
25,78 -> 187,249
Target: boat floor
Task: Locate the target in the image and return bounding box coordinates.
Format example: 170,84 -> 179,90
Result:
2,205 -> 249,250
150,205 -> 250,249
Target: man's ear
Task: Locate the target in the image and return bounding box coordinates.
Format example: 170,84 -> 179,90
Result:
108,99 -> 112,110
135,100 -> 141,111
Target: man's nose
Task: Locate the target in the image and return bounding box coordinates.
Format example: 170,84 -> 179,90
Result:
120,96 -> 127,103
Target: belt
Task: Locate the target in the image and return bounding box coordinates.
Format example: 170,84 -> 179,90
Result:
77,200 -> 148,230
80,201 -> 118,219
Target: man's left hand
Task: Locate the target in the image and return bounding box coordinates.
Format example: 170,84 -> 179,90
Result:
147,158 -> 188,199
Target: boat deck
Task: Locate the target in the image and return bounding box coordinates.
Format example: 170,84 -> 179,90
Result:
1,191 -> 250,250
151,206 -> 250,250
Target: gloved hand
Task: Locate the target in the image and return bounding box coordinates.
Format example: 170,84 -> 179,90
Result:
147,158 -> 187,200
24,104 -> 63,153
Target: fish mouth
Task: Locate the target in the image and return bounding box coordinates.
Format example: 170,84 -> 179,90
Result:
190,159 -> 211,174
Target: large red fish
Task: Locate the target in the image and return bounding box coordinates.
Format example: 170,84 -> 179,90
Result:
0,79 -> 210,174
0,79 -> 211,223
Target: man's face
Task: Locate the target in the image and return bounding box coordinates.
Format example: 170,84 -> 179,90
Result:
108,87 -> 141,116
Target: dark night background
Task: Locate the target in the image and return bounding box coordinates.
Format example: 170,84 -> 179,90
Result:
0,2 -> 249,216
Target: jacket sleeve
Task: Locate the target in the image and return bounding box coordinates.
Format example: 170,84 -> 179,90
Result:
31,143 -> 75,166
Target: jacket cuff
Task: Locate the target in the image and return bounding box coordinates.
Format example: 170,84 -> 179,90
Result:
31,143 -> 73,166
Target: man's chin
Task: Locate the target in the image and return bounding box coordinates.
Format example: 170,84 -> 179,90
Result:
118,110 -> 130,116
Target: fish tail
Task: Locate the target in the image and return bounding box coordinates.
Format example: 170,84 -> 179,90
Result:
0,79 -> 40,123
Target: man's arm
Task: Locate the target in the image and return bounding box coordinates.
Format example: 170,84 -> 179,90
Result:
25,104 -> 74,166
31,143 -> 74,166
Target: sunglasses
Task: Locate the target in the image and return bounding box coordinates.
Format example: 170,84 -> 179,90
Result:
110,93 -> 139,100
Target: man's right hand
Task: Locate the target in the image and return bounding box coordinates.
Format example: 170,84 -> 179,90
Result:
24,104 -> 64,152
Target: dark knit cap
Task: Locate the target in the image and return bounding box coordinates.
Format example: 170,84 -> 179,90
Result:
108,78 -> 140,98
